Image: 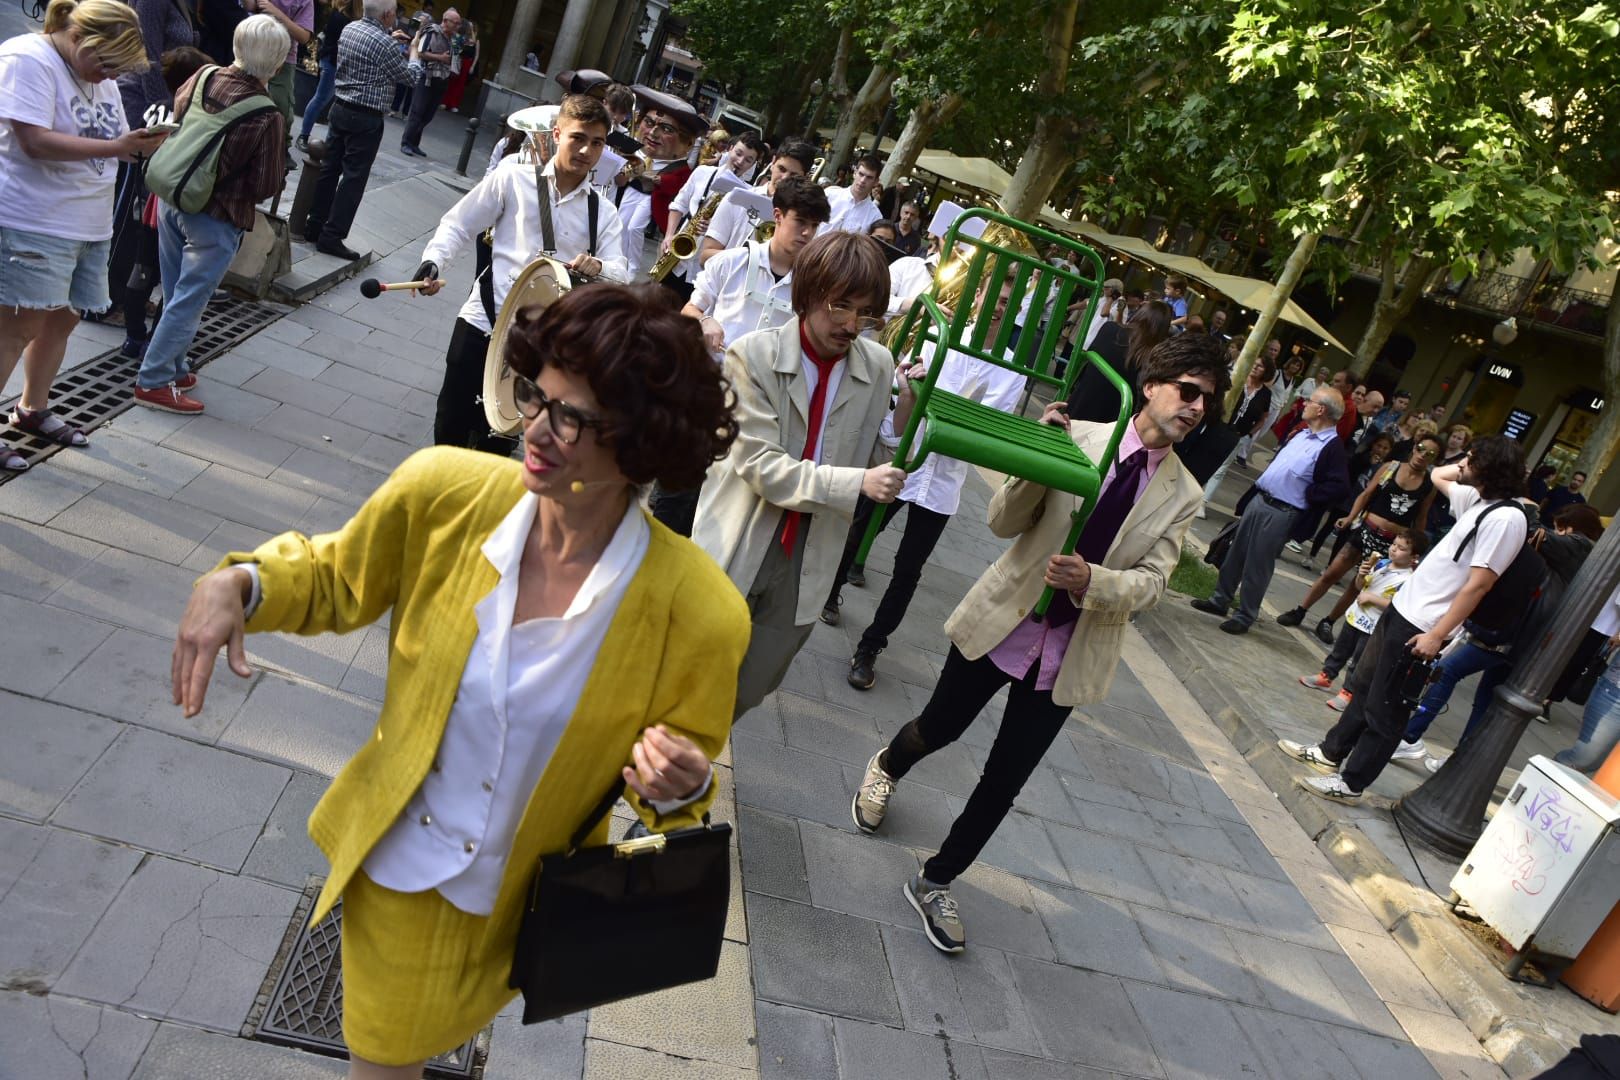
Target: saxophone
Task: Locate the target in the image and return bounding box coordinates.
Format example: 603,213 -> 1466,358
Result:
650,187 -> 727,282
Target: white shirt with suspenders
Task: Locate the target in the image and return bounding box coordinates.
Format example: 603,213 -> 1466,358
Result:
423,156 -> 630,336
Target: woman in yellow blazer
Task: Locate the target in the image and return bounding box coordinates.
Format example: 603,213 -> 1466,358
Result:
170,285 -> 749,1078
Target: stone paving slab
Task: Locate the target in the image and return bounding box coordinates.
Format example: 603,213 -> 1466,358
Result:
0,690 -> 120,822
0,989 -> 158,1079
55,855 -> 298,1032
0,513 -> 107,599
0,818 -> 143,993
52,727 -> 288,872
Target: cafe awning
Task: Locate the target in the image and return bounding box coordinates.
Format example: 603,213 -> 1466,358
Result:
910,152 -> 1013,197
1036,211 -> 1352,354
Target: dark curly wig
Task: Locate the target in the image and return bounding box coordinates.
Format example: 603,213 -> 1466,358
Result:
504,284 -> 738,491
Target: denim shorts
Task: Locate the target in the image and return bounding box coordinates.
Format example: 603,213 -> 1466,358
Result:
0,226 -> 112,313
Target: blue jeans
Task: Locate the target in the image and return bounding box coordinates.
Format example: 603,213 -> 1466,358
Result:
138,204 -> 241,390
1402,639 -> 1509,745
300,57 -> 337,139
1556,672 -> 1620,773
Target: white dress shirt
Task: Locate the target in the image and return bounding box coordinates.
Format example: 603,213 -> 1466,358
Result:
422,157 -> 630,334
356,496 -> 706,915
824,185 -> 882,234
898,338 -> 1026,514
689,241 -> 795,359
887,255 -> 936,317
799,346 -> 846,465
704,183 -> 771,252
668,163 -> 747,282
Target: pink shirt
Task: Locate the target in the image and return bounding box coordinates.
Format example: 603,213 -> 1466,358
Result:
986,420 -> 1169,691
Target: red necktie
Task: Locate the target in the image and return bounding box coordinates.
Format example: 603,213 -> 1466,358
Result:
780,338 -> 842,556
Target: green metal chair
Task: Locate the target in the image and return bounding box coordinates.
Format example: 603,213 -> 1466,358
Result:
856,207 -> 1132,619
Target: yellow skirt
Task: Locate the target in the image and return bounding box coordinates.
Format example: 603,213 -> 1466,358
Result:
340,871 -> 520,1066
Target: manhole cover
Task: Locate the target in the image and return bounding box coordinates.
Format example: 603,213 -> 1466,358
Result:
0,298 -> 286,482
252,883 -> 487,1077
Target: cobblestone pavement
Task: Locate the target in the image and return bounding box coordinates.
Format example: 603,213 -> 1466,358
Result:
0,238 -> 1533,1077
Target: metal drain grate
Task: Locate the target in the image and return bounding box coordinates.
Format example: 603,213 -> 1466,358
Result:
252,884 -> 488,1077
0,298 -> 286,483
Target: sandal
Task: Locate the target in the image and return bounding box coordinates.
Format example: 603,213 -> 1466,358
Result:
9,406 -> 88,447
1,446 -> 27,471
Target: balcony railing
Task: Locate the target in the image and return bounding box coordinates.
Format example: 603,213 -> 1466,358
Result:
1431,271 -> 1612,339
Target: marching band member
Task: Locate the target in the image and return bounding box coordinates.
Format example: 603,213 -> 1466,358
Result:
658,130 -> 764,300
698,138 -> 816,264
648,178 -> 829,535
682,177 -> 828,359
825,154 -> 883,234
690,231 -> 913,719
414,94 -> 629,453
614,85 -> 704,277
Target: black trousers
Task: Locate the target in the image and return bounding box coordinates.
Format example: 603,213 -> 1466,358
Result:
1321,622 -> 1369,680
659,275 -> 694,303
402,76 -> 448,149
829,496 -> 951,654
885,646 -> 1072,885
307,101 -> 384,244
433,317 -> 513,454
1320,607 -> 1422,790
650,485 -> 700,537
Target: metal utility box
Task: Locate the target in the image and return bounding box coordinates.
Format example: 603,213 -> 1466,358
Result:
1450,755 -> 1620,979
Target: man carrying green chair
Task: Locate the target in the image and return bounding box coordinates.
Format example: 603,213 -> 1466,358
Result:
841,208 -> 1230,951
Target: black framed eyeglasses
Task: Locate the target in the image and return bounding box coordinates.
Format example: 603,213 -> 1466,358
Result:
512,374 -> 602,444
827,300 -> 884,332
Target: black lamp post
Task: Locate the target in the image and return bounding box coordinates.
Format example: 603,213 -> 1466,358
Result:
1393,500 -> 1620,855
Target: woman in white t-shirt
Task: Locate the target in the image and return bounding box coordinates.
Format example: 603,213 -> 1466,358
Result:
0,0 -> 167,472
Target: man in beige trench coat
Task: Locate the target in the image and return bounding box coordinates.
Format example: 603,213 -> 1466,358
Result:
692,231 -> 914,718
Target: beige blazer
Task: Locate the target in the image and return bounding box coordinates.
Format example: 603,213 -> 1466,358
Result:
944,419 -> 1201,707
692,318 -> 896,625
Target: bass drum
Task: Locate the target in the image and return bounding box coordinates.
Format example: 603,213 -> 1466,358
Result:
482,256 -> 573,435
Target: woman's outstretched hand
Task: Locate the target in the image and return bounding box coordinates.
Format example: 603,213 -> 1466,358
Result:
172,568 -> 255,718
623,724 -> 711,803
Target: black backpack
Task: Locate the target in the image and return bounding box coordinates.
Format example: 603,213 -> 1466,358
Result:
1454,500 -> 1546,647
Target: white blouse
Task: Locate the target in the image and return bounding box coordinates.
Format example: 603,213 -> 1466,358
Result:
359,495 -> 683,915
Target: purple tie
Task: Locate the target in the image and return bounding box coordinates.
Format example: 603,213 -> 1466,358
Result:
1043,448 -> 1149,628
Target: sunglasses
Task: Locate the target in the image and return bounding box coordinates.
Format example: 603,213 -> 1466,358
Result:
1413,445 -> 1438,458
1166,380 -> 1208,404
512,374 -> 602,444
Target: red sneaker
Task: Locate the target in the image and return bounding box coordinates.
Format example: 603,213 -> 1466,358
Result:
1298,672 -> 1334,691
1327,690 -> 1352,712
133,383 -> 204,414
174,372 -> 197,390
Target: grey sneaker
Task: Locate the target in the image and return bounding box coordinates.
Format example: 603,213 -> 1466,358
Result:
905,872 -> 965,953
1300,774 -> 1362,802
852,750 -> 895,833
1277,739 -> 1339,773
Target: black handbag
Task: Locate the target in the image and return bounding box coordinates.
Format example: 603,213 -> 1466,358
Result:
1568,646 -> 1613,707
507,779 -> 732,1024
1204,518 -> 1238,568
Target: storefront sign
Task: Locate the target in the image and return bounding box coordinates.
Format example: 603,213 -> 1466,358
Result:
1484,360 -> 1525,385
1502,409 -> 1537,442
1569,389 -> 1605,413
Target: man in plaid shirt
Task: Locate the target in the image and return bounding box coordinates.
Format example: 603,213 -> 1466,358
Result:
304,0 -> 409,258
400,7 -> 460,157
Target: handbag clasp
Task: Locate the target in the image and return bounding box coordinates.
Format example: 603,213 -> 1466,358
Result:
612,833 -> 667,858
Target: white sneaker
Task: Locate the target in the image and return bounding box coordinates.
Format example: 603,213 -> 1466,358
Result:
1277,739 -> 1338,773
1300,774 -> 1362,802
1424,755 -> 1445,774
1390,739 -> 1428,761
1285,540 -> 1305,554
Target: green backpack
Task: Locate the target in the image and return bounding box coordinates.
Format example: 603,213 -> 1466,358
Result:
145,67 -> 279,214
